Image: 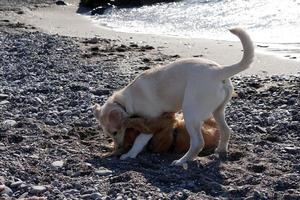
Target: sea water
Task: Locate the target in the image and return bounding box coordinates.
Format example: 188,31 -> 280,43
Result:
93,0 -> 300,58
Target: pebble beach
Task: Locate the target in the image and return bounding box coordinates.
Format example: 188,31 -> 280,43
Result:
0,0 -> 299,199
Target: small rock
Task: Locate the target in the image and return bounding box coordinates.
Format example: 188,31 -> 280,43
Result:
56,1 -> 67,6
10,180 -> 23,188
141,45 -> 155,50
91,192 -> 102,199
81,192 -> 102,200
0,94 -> 9,100
142,57 -> 151,63
95,167 -> 112,176
253,189 -> 268,199
116,195 -> 123,200
90,46 -> 99,51
83,37 -> 99,44
64,189 -> 80,195
284,146 -> 300,154
138,66 -> 151,70
257,44 -> 269,48
0,176 -> 5,184
51,160 -> 64,168
2,119 -> 17,129
0,184 -> 13,196
255,125 -> 267,133
91,88 -> 110,96
91,6 -> 112,15
0,100 -> 10,105
31,185 -> 47,194
34,97 -> 44,104
16,10 -> 24,14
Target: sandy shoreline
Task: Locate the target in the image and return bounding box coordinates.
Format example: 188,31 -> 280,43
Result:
6,0 -> 300,76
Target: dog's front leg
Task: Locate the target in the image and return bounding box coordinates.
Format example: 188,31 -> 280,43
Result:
120,133 -> 153,160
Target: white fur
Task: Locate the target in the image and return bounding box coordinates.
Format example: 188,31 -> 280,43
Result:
98,28 -> 254,166
120,133 -> 153,160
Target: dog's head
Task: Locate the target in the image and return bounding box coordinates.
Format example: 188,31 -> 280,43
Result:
93,102 -> 128,150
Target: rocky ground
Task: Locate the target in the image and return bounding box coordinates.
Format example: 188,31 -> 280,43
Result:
0,1 -> 300,200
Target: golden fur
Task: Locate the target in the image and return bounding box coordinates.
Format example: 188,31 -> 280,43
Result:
121,113 -> 220,154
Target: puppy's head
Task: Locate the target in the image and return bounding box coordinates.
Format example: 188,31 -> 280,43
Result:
93,101 -> 128,150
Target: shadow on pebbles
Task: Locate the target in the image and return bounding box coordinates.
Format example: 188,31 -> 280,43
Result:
0,20 -> 299,199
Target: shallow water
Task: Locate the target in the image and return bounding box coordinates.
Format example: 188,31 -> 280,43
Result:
93,0 -> 300,42
92,0 -> 300,59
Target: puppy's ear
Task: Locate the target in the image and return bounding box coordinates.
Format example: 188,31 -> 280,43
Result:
93,104 -> 101,120
108,109 -> 122,130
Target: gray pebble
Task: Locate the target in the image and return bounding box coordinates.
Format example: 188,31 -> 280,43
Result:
95,167 -> 113,176
0,94 -> 9,100
31,185 -> 47,194
2,119 -> 17,129
0,100 -> 10,105
51,160 -> 64,168
10,180 -> 23,188
0,184 -> 13,196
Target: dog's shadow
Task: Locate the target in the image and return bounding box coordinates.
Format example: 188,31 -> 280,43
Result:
87,151 -> 227,197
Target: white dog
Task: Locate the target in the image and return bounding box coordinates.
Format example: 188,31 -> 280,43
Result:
94,28 -> 254,166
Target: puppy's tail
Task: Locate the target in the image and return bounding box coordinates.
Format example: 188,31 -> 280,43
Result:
215,28 -> 254,80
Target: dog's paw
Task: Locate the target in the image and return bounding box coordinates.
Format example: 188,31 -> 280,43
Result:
120,153 -> 136,160
171,159 -> 186,166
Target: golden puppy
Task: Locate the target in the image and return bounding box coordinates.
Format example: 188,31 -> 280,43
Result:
120,113 -> 219,157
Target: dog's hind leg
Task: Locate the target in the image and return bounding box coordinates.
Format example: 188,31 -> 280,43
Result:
172,103 -> 211,166
213,83 -> 233,158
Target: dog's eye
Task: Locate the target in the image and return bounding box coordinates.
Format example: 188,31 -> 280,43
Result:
112,131 -> 117,136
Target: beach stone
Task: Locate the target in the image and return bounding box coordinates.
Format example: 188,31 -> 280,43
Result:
64,189 -> 80,195
81,192 -> 102,200
51,160 -> 64,168
31,185 -> 47,194
91,6 -> 112,15
10,180 -> 23,188
95,167 -> 113,176
56,1 -> 67,5
0,100 -> 10,105
0,94 -> 9,100
91,88 -> 110,96
0,176 -> 5,184
0,184 -> 13,196
84,37 -> 99,44
91,192 -> 102,199
34,97 -> 44,104
2,119 -> 17,129
255,125 -> 267,133
284,146 -> 300,154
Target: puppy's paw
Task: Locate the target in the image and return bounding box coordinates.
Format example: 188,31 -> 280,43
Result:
120,153 -> 136,160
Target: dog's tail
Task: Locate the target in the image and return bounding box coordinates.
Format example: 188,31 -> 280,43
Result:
215,28 -> 254,80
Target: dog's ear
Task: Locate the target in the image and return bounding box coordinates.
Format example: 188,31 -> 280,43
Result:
108,109 -> 122,130
93,104 -> 102,120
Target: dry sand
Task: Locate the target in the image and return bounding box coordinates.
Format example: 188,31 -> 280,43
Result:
4,0 -> 300,76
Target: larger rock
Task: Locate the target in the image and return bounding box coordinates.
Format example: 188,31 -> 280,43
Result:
0,94 -> 9,100
51,160 -> 64,168
2,119 -> 17,130
80,0 -> 182,9
95,167 -> 113,176
0,184 -> 13,196
31,185 -> 47,194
